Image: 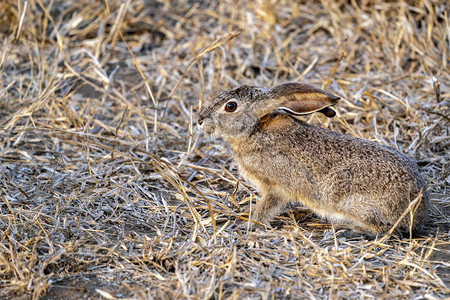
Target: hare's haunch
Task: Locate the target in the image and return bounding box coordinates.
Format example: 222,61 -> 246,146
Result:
198,82 -> 429,236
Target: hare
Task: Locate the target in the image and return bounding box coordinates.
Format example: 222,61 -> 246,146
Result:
197,82 -> 429,237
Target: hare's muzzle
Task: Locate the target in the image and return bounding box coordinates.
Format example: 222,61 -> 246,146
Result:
197,117 -> 214,134
197,118 -> 204,130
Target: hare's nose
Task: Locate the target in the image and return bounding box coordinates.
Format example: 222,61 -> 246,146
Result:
197,118 -> 204,130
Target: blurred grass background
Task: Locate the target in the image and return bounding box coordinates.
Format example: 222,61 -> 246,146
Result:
0,0 -> 448,298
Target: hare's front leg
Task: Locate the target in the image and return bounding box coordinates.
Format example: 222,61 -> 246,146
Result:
251,193 -> 285,225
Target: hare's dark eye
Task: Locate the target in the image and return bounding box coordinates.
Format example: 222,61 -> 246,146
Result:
225,101 -> 237,112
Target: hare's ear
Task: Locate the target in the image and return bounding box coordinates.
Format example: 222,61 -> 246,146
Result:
270,83 -> 340,118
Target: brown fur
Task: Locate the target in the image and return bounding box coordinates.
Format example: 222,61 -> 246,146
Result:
198,82 -> 429,235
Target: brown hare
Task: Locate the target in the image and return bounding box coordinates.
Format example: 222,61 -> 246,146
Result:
198,82 -> 429,237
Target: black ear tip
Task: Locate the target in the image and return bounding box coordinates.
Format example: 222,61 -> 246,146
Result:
331,95 -> 341,101
319,107 -> 337,118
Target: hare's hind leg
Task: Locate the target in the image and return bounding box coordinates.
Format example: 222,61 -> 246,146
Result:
334,223 -> 389,240
335,222 -> 408,240
337,205 -> 395,238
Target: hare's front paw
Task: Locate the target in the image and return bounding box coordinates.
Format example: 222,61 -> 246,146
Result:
251,194 -> 285,225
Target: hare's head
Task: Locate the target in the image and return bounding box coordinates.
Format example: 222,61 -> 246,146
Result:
198,82 -> 340,140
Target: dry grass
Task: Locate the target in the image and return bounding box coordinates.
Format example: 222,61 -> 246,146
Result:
0,0 -> 449,299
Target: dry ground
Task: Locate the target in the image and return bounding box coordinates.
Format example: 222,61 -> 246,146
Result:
0,0 -> 449,299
